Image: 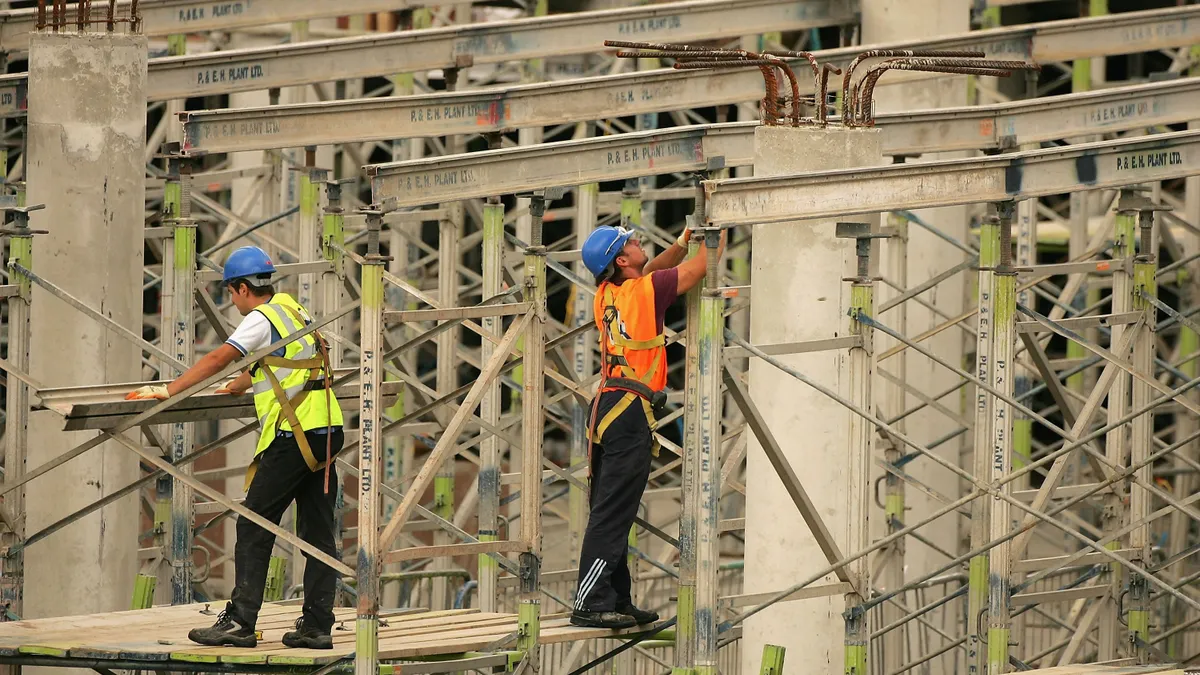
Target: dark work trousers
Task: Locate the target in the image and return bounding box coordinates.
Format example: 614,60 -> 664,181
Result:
574,390 -> 653,612
229,428 -> 344,632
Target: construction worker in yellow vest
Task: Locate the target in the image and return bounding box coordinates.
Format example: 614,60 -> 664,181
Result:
126,246 -> 343,650
570,224 -> 724,629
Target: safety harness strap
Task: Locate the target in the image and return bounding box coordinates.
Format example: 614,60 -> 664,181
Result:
244,305 -> 336,492
590,391 -> 660,458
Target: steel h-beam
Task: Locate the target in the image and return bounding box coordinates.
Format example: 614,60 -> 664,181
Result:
179,5 -> 1200,155
0,0 -> 428,51
364,78 -> 1200,209
702,130 -> 1200,226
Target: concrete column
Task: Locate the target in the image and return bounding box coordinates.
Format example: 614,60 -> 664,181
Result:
24,31 -> 146,631
861,3 -> 970,670
742,126 -> 881,671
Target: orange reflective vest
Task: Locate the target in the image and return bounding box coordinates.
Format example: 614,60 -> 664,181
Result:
594,275 -> 667,393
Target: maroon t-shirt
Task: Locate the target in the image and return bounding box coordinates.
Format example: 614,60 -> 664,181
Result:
613,268 -> 678,333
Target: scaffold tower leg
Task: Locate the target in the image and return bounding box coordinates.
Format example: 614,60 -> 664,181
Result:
694,224 -> 724,675
986,202 -> 1017,675
968,212 -> 999,675
355,204 -> 388,675
478,197 -> 504,613
840,221 -> 877,675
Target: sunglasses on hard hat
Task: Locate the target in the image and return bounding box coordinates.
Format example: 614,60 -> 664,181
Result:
603,227 -> 640,257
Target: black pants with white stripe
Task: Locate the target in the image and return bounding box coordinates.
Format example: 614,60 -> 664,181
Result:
574,390 -> 653,613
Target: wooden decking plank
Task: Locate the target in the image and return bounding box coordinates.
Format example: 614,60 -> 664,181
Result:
165,609 -> 492,665
539,621 -> 666,645
162,609 -> 360,664
14,603 -> 258,657
67,604 -> 313,660
258,615 -> 515,665
0,602 -> 216,653
263,613 -> 515,666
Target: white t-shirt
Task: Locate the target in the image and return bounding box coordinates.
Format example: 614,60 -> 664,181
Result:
225,311 -> 276,356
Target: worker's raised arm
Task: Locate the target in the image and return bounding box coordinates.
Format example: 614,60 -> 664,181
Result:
675,229 -> 727,295
643,228 -> 691,275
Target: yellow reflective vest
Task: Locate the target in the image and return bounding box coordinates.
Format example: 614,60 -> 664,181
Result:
247,293 -> 344,468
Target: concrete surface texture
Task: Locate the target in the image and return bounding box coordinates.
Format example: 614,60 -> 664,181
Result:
742,125 -> 883,672
23,29 -> 148,649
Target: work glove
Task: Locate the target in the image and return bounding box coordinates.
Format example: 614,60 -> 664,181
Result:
125,384 -> 169,401
676,227 -> 692,248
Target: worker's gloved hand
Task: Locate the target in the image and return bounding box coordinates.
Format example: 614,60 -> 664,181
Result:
676,227 -> 692,248
125,384 -> 169,401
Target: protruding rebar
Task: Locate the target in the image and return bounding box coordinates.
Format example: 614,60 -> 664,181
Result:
36,0 -> 46,30
841,49 -> 986,122
819,64 -> 842,125
674,59 -> 781,124
855,58 -> 1040,126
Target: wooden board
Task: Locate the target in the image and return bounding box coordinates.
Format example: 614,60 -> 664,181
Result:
0,603 -> 665,670
58,387 -> 387,431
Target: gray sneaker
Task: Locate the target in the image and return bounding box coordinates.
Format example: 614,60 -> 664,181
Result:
188,609 -> 257,647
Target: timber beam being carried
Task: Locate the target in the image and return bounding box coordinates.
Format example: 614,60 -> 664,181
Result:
702,129 -> 1200,226
364,77 -> 1200,207
0,0 -> 856,114
178,4 -> 1200,155
0,0 -> 426,52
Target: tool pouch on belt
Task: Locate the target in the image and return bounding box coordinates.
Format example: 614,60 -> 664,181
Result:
607,377 -> 667,418
593,377 -> 666,458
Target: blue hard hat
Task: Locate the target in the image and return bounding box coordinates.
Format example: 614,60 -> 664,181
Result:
582,226 -> 635,278
223,246 -> 276,286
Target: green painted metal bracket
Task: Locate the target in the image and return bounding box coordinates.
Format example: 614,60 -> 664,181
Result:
132,573 -> 156,609
760,644 -> 786,675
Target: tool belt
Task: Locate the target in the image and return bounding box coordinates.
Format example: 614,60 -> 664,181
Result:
604,376 -> 668,417
590,378 -> 665,458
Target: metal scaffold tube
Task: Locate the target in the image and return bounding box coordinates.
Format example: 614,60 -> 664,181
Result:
695,224 -> 723,675
477,197 -> 504,613
968,209 -> 998,675
985,202 -> 1017,675
1,200 -> 38,619
676,181 -> 704,675
355,204 -> 387,675
161,150 -> 196,605
841,221 -> 878,675
517,190 -> 549,669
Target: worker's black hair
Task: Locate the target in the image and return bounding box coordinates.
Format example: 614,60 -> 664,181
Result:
229,277 -> 275,298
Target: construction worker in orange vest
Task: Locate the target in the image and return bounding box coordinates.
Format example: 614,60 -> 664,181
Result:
571,224 -> 725,628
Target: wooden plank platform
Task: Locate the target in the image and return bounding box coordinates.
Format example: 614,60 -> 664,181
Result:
0,602 -> 662,672
34,377 -> 399,430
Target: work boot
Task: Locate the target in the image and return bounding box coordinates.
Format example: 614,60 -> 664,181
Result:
188,609 -> 257,647
569,610 -> 637,629
283,617 -> 334,650
617,603 -> 659,624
